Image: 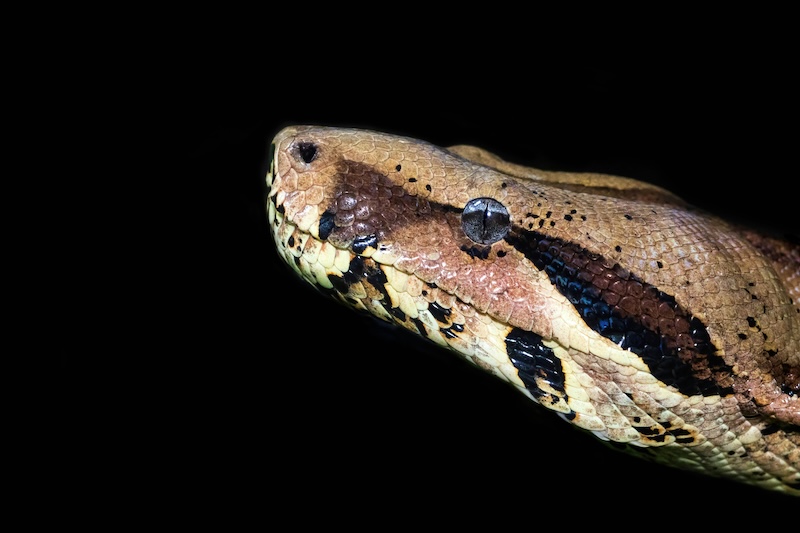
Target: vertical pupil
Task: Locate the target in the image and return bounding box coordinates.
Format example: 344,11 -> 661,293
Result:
461,197 -> 510,244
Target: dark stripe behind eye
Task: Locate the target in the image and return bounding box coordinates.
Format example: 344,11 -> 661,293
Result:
504,227 -> 734,398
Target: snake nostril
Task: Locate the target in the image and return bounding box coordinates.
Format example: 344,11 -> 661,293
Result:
292,141 -> 318,164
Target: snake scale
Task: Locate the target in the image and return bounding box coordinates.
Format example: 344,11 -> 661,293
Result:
265,125 -> 799,495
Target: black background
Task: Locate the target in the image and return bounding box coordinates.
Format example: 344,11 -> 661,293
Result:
66,57 -> 799,523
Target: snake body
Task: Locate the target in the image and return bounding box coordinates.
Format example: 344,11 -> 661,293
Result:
266,125 -> 799,495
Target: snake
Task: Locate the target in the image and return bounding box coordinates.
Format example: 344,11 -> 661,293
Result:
265,125 -> 799,496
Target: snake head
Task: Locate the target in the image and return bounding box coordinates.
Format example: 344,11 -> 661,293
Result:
266,125 -> 800,496
266,125 -> 571,336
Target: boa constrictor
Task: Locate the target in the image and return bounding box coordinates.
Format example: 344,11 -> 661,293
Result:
265,125 -> 799,495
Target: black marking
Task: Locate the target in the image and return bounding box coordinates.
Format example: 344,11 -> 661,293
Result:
325,256 -> 367,294
460,244 -> 491,260
411,316 -> 427,335
395,164 -> 402,171
345,256 -> 366,284
353,234 -> 378,254
287,235 -> 295,248
634,425 -> 663,437
760,423 -> 781,435
505,327 -> 569,404
408,177 -> 417,182
319,210 -> 336,240
668,428 -> 695,443
428,301 -> 451,323
441,327 -> 459,339
624,214 -> 633,220
425,184 -> 432,192
503,227 -> 734,397
564,214 -> 573,221
361,262 -> 406,321
327,273 -> 350,294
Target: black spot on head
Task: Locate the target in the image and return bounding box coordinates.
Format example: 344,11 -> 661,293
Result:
615,245 -> 622,252
501,182 -> 507,188
408,177 -> 417,182
395,164 -> 402,171
460,244 -> 491,260
425,184 -> 432,192
564,214 -> 573,221
657,261 -> 663,268
624,214 -> 633,220
319,210 -> 336,240
353,234 -> 379,254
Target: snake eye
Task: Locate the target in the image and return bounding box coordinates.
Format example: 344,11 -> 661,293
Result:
461,197 -> 511,244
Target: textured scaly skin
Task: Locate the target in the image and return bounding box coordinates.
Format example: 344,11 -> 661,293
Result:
266,125 -> 800,495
